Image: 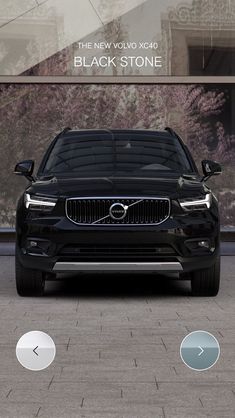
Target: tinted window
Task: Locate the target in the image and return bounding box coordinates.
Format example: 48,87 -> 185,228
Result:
189,46 -> 235,76
42,132 -> 192,176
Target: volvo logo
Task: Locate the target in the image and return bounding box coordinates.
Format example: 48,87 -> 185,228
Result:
109,203 -> 127,220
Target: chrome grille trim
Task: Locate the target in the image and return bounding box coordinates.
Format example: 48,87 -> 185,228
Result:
65,197 -> 170,226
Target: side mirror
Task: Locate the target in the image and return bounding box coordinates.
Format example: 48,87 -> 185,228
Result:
201,160 -> 222,181
14,160 -> 35,182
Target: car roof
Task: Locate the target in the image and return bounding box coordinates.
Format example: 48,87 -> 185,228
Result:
62,129 -> 173,138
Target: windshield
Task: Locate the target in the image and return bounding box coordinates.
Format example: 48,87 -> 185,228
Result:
41,132 -> 193,177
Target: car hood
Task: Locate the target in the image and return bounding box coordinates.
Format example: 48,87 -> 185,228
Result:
27,174 -> 208,199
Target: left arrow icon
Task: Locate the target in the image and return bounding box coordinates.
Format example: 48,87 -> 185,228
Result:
16,331 -> 56,371
33,346 -> 39,356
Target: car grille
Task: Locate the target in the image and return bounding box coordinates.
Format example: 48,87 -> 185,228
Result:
66,198 -> 170,225
58,244 -> 176,262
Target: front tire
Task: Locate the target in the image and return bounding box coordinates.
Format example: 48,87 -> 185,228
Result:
191,256 -> 220,297
15,250 -> 45,297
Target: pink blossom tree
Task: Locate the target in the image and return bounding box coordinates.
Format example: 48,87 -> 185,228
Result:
0,83 -> 234,227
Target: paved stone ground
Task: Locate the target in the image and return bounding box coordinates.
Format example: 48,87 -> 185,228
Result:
0,255 -> 234,418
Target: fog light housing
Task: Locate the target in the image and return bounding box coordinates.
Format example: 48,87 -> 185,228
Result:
29,240 -> 38,248
198,240 -> 210,249
185,239 -> 215,254
25,239 -> 51,256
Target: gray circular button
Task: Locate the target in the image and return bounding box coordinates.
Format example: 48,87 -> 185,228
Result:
16,331 -> 56,371
180,331 -> 220,371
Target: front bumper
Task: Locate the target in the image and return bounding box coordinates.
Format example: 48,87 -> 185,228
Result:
16,209 -> 220,275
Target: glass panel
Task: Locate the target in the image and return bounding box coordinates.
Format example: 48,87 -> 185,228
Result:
1,0 -> 235,76
42,133 -> 192,175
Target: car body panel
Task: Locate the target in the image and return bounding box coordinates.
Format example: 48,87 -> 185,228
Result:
15,129 -> 220,277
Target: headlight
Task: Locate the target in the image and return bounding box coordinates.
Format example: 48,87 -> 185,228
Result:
24,193 -> 57,211
179,193 -> 211,211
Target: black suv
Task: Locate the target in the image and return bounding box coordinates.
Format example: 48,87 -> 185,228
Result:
14,128 -> 222,297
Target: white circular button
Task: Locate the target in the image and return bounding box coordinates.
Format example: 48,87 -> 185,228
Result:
16,331 -> 56,371
180,330 -> 220,371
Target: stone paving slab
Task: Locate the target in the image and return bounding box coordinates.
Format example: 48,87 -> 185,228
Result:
0,256 -> 234,417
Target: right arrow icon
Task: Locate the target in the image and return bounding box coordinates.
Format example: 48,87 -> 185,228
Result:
180,331 -> 220,371
198,346 -> 204,356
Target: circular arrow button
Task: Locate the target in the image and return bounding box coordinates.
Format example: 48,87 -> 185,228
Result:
16,331 -> 56,371
180,331 -> 220,371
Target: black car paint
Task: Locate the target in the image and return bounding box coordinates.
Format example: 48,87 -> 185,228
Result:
15,130 -> 220,275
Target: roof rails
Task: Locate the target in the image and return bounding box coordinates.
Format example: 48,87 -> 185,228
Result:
58,127 -> 71,137
164,127 -> 178,138
164,127 -> 185,144
53,127 -> 71,142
